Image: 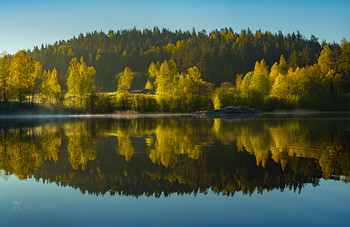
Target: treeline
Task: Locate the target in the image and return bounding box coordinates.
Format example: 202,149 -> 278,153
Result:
215,42 -> 350,110
1,29 -> 350,112
28,28 -> 322,90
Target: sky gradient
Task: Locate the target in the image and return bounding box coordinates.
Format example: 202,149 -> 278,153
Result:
1,0 -> 349,54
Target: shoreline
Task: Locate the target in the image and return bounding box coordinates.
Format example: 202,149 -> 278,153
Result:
1,111 -> 350,119
1,102 -> 350,119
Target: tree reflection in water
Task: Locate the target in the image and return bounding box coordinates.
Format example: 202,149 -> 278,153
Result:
0,115 -> 349,197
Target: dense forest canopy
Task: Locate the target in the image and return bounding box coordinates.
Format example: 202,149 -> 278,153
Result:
28,27 -> 324,90
1,27 -> 350,112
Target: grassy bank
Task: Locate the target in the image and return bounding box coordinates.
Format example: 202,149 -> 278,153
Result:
0,101 -> 74,115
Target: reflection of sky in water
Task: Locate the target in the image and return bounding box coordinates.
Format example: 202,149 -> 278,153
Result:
0,175 -> 349,226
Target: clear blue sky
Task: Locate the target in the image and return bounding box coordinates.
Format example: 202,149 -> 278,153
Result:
0,0 -> 349,54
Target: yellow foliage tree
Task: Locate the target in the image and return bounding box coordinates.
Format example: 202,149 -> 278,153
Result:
318,45 -> 334,74
271,74 -> 289,98
40,68 -> 62,104
67,57 -> 96,108
8,51 -> 38,103
0,54 -> 10,101
145,80 -> 154,90
118,67 -> 133,93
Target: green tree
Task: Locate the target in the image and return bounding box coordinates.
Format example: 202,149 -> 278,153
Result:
152,60 -> 178,111
249,73 -> 270,97
178,66 -> 213,111
279,55 -> 288,75
288,50 -> 300,69
250,59 -> 270,101
40,68 -> 62,104
339,39 -> 350,92
117,67 -> 133,93
240,72 -> 253,98
148,61 -> 160,78
78,57 -> 96,106
116,67 -> 133,110
67,58 -> 79,107
155,60 -> 178,97
31,61 -> 42,102
67,57 -> 96,108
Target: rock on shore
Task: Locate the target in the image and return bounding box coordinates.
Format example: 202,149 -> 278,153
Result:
198,106 -> 262,115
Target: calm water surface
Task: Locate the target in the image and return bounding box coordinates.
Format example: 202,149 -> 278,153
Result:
0,114 -> 349,226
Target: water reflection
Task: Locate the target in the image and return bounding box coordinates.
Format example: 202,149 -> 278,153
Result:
0,115 -> 349,197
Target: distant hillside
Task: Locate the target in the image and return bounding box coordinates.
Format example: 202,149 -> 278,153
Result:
28,27 -> 322,91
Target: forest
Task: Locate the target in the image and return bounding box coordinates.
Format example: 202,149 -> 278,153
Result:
0,27 -> 349,112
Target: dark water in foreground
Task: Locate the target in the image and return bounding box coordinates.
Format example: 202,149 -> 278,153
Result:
0,114 -> 349,226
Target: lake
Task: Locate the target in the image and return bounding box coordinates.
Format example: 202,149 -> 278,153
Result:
0,113 -> 349,226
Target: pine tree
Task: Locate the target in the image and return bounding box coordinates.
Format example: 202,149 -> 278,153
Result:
339,39 -> 350,92
278,55 -> 288,75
